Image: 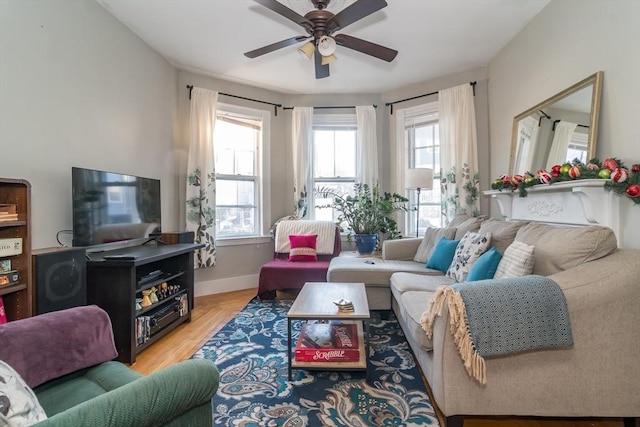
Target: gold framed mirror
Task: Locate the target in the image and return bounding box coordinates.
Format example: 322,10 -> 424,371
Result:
509,71 -> 603,175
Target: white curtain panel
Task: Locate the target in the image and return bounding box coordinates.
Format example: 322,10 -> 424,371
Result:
439,83 -> 480,224
291,107 -> 313,217
186,87 -> 218,268
356,105 -> 379,188
547,121 -> 577,168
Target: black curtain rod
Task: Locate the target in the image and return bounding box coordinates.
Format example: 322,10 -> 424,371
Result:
187,85 -> 282,116
385,81 -> 477,114
282,105 -> 377,111
552,119 -> 589,131
538,110 -> 552,127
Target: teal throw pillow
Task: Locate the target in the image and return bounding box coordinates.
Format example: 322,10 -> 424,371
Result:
426,237 -> 460,273
467,247 -> 502,282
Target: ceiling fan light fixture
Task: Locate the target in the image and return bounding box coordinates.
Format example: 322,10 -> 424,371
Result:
298,41 -> 315,60
321,53 -> 337,65
317,35 -> 337,56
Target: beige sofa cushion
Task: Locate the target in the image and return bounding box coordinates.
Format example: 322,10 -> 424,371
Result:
413,227 -> 457,263
447,214 -> 471,228
397,290 -> 435,352
453,216 -> 486,240
327,257 -> 441,286
478,218 -> 527,255
515,223 -> 618,276
390,272 -> 456,294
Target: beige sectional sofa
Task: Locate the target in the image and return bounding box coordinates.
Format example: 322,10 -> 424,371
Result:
327,215 -> 486,310
327,217 -> 640,426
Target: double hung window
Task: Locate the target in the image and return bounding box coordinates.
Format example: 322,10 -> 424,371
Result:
213,104 -> 270,239
310,114 -> 357,222
404,103 -> 442,233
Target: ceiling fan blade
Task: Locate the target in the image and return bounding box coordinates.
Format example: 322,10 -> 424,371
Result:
327,0 -> 387,33
334,33 -> 397,62
314,50 -> 330,79
253,0 -> 313,31
244,35 -> 310,58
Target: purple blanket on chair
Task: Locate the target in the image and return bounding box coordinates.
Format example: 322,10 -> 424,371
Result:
0,305 -> 118,387
258,227 -> 341,299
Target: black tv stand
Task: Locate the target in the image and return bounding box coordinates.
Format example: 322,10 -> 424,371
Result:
86,243 -> 202,364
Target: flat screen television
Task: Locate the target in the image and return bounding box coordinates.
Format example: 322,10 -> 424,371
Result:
72,167 -> 161,251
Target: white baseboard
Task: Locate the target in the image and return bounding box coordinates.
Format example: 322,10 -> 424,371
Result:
194,274 -> 258,297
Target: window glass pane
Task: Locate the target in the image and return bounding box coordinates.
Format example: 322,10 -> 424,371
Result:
216,207 -> 256,236
237,180 -> 255,205
216,148 -> 235,175
335,131 -> 356,177
314,130 -> 336,177
415,125 -> 430,148
236,150 -> 254,175
313,182 -> 356,225
216,180 -> 237,205
415,147 -> 430,168
216,179 -> 255,206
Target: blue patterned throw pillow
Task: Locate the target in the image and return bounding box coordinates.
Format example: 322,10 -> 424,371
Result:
426,237 -> 460,273
446,231 -> 492,282
467,247 -> 502,282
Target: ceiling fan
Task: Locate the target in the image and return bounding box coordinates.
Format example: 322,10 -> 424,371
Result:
245,0 -> 398,79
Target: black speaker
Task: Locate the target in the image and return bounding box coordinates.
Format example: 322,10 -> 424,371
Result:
32,247 -> 87,314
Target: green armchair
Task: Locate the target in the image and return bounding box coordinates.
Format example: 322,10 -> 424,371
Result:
0,305 -> 218,427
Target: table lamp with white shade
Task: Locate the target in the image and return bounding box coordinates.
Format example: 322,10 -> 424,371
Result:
405,168 -> 434,237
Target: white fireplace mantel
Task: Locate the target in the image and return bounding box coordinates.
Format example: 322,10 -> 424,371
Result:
483,179 -> 620,245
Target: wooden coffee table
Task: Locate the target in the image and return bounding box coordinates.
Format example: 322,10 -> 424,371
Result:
287,282 -> 370,381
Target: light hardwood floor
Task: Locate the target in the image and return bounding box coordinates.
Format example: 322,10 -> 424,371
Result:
131,289 -> 623,427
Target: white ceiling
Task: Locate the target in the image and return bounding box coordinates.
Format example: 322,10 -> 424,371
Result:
97,0 -> 550,95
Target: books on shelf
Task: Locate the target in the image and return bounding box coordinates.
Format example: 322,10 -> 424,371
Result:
0,270 -> 20,287
135,316 -> 151,345
0,204 -> 18,222
0,296 -> 6,324
295,320 -> 360,362
0,238 -> 22,257
0,260 -> 11,273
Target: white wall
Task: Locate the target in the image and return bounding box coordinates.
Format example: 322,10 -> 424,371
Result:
0,0 -> 179,249
488,0 -> 640,248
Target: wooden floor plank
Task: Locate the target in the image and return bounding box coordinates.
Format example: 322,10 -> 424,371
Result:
130,289 -> 624,427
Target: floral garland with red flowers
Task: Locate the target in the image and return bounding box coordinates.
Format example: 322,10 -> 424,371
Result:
491,157 -> 640,205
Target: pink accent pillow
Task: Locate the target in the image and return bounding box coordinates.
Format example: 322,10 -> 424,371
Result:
289,234 -> 318,262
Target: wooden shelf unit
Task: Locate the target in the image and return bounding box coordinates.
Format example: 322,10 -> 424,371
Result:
86,243 -> 201,364
0,178 -> 32,321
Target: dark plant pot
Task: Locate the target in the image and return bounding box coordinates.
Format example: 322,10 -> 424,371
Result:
355,234 -> 378,255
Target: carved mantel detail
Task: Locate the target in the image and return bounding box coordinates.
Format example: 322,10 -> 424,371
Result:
527,200 -> 563,217
483,180 -> 620,245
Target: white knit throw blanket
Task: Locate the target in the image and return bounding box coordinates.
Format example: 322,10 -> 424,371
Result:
274,220 -> 336,255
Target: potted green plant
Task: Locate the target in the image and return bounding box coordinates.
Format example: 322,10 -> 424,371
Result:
316,183 -> 408,255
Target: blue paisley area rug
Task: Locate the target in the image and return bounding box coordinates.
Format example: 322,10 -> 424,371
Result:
191,297 -> 440,427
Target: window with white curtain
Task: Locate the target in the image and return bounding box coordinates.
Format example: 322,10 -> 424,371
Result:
310,114 -> 357,222
403,102 -> 442,233
214,104 -> 270,238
